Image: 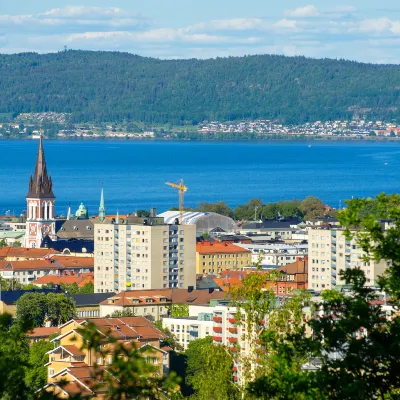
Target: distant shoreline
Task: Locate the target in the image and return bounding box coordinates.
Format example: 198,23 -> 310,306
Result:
1,136 -> 400,142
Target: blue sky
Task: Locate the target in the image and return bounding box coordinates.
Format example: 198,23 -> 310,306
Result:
1,1 -> 400,63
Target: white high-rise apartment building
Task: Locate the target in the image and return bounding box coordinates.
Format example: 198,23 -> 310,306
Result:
94,214 -> 196,293
308,227 -> 389,290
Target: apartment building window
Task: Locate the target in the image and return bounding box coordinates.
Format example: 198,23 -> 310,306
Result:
49,368 -> 54,377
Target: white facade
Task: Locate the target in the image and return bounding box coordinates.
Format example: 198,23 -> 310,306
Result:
236,242 -> 308,266
94,221 -> 196,293
162,313 -> 213,350
308,228 -> 389,290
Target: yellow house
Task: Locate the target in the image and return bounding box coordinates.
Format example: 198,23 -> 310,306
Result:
43,317 -> 170,399
196,241 -> 252,274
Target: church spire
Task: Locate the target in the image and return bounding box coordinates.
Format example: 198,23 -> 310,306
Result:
99,187 -> 106,222
26,132 -> 55,199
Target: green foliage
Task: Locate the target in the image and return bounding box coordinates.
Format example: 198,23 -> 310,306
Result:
79,281 -> 94,294
110,308 -> 136,317
1,51 -> 400,124
0,275 -> 24,290
0,313 -> 30,400
25,340 -> 54,392
195,201 -> 233,217
234,198 -> 263,220
185,337 -> 239,400
0,239 -> 7,247
298,196 -> 325,219
154,320 -> 184,352
16,292 -> 76,329
169,304 -> 189,318
137,209 -> 151,217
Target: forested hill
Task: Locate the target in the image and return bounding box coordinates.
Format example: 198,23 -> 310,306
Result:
1,50 -> 400,124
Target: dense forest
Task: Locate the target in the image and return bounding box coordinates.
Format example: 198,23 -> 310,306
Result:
0,50 -> 400,124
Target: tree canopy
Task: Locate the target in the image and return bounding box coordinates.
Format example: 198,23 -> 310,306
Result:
1,51 -> 400,124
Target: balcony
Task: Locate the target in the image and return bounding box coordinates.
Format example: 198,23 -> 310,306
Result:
189,331 -> 199,337
228,327 -> 237,333
228,318 -> 237,324
213,316 -> 222,323
228,337 -> 238,343
213,326 -> 222,333
213,336 -> 222,342
229,347 -> 237,352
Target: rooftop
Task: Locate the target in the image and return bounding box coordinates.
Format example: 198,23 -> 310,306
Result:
196,241 -> 251,254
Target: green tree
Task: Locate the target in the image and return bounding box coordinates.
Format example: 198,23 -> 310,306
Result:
0,239 -> 7,247
137,209 -> 151,217
186,337 -> 239,400
196,201 -> 233,217
16,292 -> 48,329
16,292 -> 76,328
25,340 -> 54,392
234,198 -> 263,221
247,193 -> 400,399
262,203 -> 281,219
299,196 -> 325,219
46,293 -> 76,326
0,314 -> 31,400
153,320 -> 184,352
79,281 -> 94,294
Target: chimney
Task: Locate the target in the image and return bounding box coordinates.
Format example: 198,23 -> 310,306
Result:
188,286 -> 194,293
209,288 -> 214,294
150,207 -> 157,217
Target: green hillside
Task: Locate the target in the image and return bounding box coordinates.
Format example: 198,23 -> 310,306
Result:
0,50 -> 399,124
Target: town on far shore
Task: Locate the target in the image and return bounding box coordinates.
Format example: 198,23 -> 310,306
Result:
0,112 -> 400,140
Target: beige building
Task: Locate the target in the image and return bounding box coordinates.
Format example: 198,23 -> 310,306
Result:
308,227 -> 389,290
94,214 -> 196,293
196,241 -> 252,274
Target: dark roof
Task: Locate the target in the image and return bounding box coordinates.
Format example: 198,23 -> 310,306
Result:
0,288 -> 62,305
57,220 -> 95,239
41,236 -> 94,253
242,217 -> 302,230
71,292 -> 116,306
196,278 -> 222,290
209,227 -> 226,233
26,136 -> 55,199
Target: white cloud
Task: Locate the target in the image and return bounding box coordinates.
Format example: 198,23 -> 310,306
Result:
274,19 -> 298,31
284,5 -> 319,18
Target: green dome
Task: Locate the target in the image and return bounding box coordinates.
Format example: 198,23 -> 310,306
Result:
75,202 -> 88,218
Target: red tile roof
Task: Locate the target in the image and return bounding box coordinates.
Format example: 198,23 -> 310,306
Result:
196,241 -> 251,255
27,326 -> 59,338
100,288 -> 229,307
0,247 -> 60,259
33,273 -> 94,287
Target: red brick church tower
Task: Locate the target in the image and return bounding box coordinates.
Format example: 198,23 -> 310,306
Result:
24,134 -> 56,248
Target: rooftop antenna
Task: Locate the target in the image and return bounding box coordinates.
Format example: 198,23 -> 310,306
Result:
64,45 -> 68,52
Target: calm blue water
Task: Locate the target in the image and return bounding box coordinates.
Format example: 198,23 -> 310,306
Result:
0,140 -> 399,216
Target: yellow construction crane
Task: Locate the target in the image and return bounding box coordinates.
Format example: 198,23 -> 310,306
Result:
165,179 -> 188,224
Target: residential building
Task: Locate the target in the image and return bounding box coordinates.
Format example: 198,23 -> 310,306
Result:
0,256 -> 94,284
0,247 -> 60,261
94,207 -> 196,293
240,218 -> 302,238
308,227 -> 388,290
72,292 -> 116,319
196,241 -> 252,274
212,257 -> 308,295
235,242 -> 308,267
25,134 -> 57,248
99,288 -> 229,320
27,327 -> 59,343
162,308 -> 214,350
43,317 -> 170,398
33,272 -> 94,288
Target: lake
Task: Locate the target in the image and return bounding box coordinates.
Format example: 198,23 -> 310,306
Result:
0,140 -> 399,216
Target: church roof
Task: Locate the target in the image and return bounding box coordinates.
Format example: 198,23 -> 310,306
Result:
26,135 -> 55,199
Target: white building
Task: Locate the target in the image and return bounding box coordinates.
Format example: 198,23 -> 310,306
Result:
235,242 -> 308,267
308,227 -> 389,290
94,214 -> 196,293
